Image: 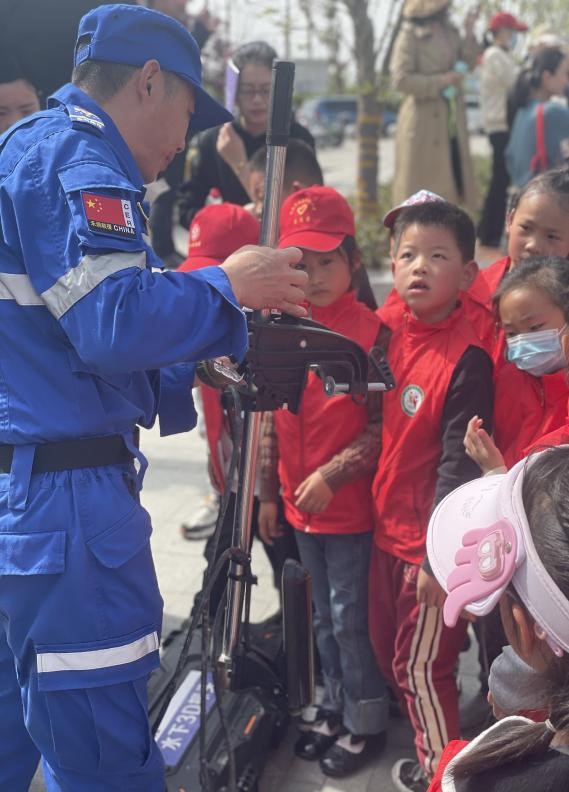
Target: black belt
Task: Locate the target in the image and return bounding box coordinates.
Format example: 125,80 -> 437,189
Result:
0,429 -> 139,474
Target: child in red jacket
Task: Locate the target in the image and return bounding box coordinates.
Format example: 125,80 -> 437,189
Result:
258,186 -> 389,778
178,203 -> 300,612
464,168 -> 569,479
465,255 -> 569,473
469,167 -> 569,363
369,201 -> 494,792
177,202 -> 260,491
382,190 -> 496,355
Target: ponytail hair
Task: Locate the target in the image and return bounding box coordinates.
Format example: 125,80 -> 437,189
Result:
452,446 -> 569,780
493,254 -> 569,322
338,235 -> 377,310
507,46 -> 566,126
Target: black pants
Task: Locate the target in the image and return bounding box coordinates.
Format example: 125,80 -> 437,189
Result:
199,493 -> 300,617
450,135 -> 464,199
477,131 -> 510,247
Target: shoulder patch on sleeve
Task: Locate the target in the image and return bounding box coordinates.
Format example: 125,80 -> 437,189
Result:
57,162 -> 145,248
68,105 -> 105,131
82,192 -> 137,238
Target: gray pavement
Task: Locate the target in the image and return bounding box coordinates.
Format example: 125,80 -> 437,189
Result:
317,135 -> 490,194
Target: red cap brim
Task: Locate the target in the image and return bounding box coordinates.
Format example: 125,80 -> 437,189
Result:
278,230 -> 346,252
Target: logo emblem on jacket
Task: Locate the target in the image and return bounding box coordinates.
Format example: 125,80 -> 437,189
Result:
401,384 -> 424,417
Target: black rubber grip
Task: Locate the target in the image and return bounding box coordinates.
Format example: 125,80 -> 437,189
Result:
266,60 -> 295,148
282,559 -> 315,714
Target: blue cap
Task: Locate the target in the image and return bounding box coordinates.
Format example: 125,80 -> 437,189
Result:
74,3 -> 232,132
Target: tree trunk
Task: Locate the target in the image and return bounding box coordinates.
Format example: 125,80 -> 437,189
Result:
320,0 -> 346,94
341,0 -> 381,220
298,0 -> 315,59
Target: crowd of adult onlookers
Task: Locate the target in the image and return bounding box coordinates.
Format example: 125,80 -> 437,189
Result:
390,0 -> 569,250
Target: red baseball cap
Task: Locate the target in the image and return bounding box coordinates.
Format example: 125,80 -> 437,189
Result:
177,203 -> 260,272
489,12 -> 528,32
278,186 -> 355,252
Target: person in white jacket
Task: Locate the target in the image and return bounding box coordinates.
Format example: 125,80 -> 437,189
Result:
478,12 -> 527,247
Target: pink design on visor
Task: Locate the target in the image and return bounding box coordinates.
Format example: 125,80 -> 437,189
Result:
443,519 -> 518,627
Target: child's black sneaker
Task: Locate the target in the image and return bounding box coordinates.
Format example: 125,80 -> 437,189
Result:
320,730 -> 387,778
391,758 -> 430,792
294,709 -> 341,760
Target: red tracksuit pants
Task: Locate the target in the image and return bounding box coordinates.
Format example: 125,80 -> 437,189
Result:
368,544 -> 467,776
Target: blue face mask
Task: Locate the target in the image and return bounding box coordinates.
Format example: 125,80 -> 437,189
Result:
506,326 -> 568,377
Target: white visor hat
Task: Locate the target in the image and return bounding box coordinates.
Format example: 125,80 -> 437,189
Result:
427,450 -> 569,658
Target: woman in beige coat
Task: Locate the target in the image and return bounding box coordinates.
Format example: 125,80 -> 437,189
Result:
391,0 -> 480,212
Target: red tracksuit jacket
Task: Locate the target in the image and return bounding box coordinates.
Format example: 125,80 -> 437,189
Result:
372,305 -> 492,565
525,396 -> 569,453
382,286 -> 495,356
470,256 -> 569,464
274,290 -> 381,535
200,384 -> 227,493
494,365 -> 568,467
468,255 -> 510,364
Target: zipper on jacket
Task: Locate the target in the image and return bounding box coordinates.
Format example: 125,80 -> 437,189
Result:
299,394 -> 312,531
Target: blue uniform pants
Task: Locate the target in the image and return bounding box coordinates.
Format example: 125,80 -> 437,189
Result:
0,459 -> 165,791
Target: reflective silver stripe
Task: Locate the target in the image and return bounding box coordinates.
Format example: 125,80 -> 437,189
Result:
37,631 -> 159,674
0,273 -> 44,306
41,251 -> 147,319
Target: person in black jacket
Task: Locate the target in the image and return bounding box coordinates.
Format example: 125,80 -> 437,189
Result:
178,41 -> 314,229
143,0 -> 220,266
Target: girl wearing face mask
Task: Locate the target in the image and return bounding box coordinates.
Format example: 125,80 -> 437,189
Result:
468,167 -> 569,367
477,13 -> 528,248
465,255 -> 569,474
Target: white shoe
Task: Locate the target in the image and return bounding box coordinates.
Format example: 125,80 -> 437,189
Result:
180,493 -> 219,540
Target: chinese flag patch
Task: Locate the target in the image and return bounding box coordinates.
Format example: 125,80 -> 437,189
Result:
82,192 -> 136,237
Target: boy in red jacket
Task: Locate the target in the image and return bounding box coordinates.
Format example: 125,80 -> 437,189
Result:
369,201 -> 494,792
177,202 -> 260,541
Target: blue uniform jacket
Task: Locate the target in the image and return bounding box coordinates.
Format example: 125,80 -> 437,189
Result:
0,83 -> 248,444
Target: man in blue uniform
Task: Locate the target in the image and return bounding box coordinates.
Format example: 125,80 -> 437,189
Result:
0,4 -> 306,790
